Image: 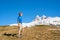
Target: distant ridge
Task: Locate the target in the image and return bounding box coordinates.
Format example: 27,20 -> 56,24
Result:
9,15 -> 60,27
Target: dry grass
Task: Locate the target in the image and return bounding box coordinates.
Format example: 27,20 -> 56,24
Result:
0,25 -> 60,40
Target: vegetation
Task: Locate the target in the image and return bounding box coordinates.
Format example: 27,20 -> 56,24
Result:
0,25 -> 60,40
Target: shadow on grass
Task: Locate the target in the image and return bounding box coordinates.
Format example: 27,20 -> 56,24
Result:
3,33 -> 17,37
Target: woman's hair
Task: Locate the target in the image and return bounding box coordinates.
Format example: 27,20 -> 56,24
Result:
19,12 -> 22,16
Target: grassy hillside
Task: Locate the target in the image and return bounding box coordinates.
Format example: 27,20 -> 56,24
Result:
0,25 -> 60,40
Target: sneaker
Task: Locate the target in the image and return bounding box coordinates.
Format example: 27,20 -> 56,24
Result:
18,35 -> 21,38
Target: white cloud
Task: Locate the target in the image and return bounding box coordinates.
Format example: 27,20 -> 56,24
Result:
9,15 -> 60,27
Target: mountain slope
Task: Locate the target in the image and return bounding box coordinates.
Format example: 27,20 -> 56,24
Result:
0,25 -> 60,40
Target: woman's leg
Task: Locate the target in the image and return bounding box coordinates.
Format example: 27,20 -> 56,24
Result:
18,23 -> 20,37
20,24 -> 24,34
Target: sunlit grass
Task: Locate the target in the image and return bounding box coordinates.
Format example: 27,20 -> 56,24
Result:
0,25 -> 60,40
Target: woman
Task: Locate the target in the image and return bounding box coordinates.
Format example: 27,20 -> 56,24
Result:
17,12 -> 23,37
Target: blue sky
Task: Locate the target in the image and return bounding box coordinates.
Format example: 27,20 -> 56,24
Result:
0,0 -> 60,25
